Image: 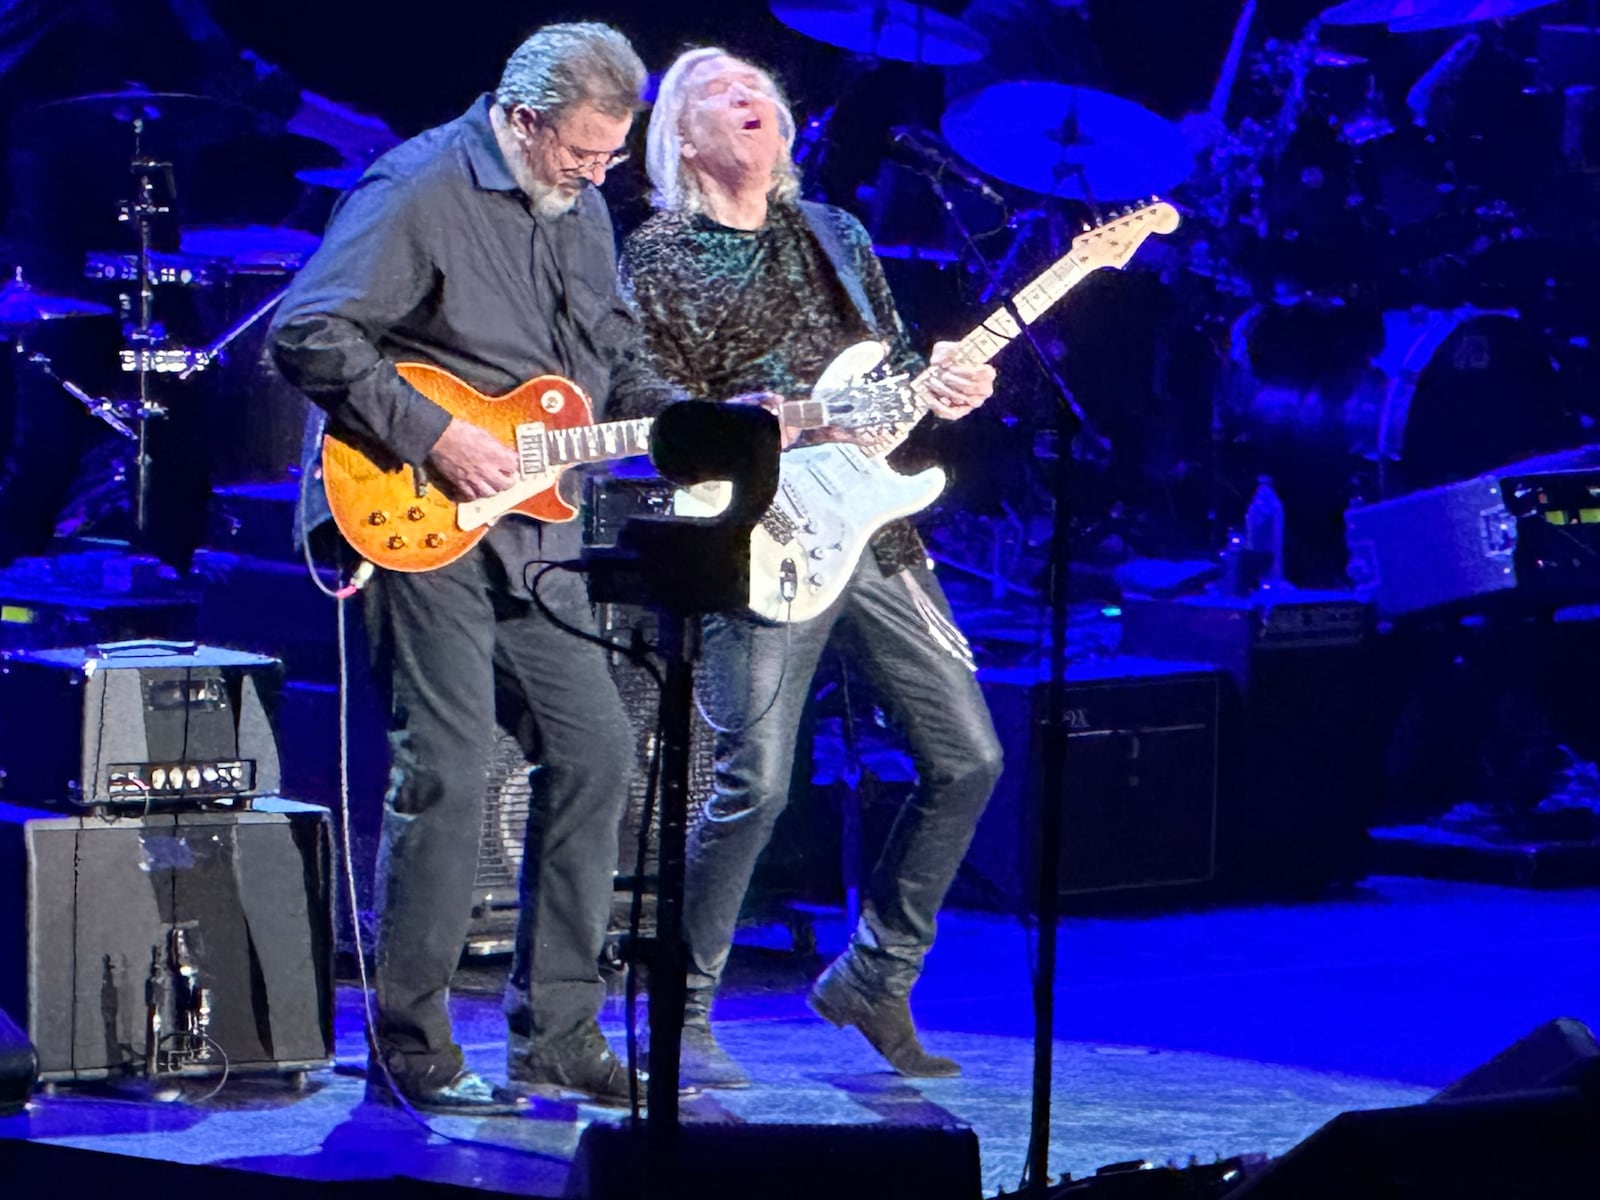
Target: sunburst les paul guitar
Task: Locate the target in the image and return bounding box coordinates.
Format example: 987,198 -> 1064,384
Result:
321,361 -> 916,573
677,200 -> 1181,622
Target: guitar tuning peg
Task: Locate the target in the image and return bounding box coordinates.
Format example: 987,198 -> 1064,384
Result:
1081,222 -> 1092,232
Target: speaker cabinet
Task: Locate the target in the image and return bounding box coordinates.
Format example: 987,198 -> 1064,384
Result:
962,659 -> 1222,911
1231,1019 -> 1600,1199
1121,592 -> 1378,893
0,797 -> 334,1082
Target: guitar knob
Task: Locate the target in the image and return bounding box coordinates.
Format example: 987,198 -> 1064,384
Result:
424,533 -> 444,548
367,511 -> 388,526
387,535 -> 406,550
407,506 -> 426,521
807,547 -> 826,559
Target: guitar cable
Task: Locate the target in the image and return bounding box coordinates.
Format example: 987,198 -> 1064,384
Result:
522,556 -> 794,740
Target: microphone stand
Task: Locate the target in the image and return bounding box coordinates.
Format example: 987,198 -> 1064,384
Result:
920,172 -> 1080,1197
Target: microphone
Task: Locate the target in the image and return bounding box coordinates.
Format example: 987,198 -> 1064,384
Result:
888,126 -> 1006,208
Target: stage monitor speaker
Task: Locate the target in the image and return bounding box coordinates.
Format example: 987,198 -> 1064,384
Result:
0,1004 -> 36,1115
565,1120 -> 982,1200
1230,1018 -> 1600,1199
0,797 -> 335,1082
0,641 -> 282,809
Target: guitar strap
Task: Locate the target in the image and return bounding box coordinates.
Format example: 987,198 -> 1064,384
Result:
799,200 -> 878,336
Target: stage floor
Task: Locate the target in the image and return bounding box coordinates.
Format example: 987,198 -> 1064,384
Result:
3,874 -> 1597,1196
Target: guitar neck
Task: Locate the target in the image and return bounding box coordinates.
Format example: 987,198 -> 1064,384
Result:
867,251 -> 1091,459
524,397 -> 840,473
535,417 -> 654,469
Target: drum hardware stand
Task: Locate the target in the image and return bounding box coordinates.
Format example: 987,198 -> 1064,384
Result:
15,344 -> 136,440
176,283 -> 292,382
117,116 -> 176,534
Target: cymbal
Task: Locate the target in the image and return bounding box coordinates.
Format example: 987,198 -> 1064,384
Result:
294,165 -> 366,191
1319,0 -> 1550,26
873,242 -> 959,263
179,225 -> 321,272
287,91 -> 400,165
1386,0 -> 1556,31
0,269 -> 114,329
1320,0 -> 1423,23
770,0 -> 988,66
21,90 -> 267,145
941,83 -> 1193,200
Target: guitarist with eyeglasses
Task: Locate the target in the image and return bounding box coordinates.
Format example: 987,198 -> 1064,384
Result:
268,23 -> 682,1115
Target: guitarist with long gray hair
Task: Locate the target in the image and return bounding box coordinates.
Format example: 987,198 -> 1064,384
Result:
621,47 -> 1003,1089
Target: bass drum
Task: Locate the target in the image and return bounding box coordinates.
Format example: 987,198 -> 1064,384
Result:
1221,302 -> 1568,583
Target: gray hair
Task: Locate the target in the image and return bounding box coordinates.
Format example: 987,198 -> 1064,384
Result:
645,47 -> 801,213
496,22 -> 647,119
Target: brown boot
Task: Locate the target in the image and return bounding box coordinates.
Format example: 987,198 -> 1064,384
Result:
807,961 -> 959,1078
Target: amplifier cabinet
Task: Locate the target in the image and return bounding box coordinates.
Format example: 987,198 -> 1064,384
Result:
0,640 -> 282,809
963,658 -> 1223,911
0,797 -> 334,1082
1121,590 -> 1379,893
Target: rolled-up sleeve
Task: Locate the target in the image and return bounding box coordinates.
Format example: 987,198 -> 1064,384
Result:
268,174 -> 453,465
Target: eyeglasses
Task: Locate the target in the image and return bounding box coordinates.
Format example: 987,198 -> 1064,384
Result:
557,141 -> 630,175
525,110 -> 630,175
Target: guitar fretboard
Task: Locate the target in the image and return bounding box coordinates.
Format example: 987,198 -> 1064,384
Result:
529,418 -> 653,472
513,399 -> 844,477
861,252 -> 1090,461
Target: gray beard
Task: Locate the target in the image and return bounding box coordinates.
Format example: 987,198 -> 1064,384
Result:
528,177 -> 581,219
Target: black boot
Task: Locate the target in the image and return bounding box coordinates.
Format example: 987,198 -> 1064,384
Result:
507,1022 -> 639,1107
808,960 -> 960,1078
680,989 -> 751,1090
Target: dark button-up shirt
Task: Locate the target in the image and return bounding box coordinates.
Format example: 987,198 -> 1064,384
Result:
270,94 -> 677,579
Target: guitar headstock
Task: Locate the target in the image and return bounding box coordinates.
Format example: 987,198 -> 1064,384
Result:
1070,201 -> 1181,272
823,376 -> 919,430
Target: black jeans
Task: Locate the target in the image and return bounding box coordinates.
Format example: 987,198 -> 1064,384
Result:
686,555 -> 1003,1002
364,546 -> 632,1087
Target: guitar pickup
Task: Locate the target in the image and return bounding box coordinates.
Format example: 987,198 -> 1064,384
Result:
760,507 -> 796,545
515,422 -> 547,475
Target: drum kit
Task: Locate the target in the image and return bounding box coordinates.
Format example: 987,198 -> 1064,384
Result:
770,0 -> 1599,584
4,1 -> 1592,576
1,82 -> 391,550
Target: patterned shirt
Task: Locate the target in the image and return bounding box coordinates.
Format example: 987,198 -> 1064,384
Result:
621,200 -> 929,573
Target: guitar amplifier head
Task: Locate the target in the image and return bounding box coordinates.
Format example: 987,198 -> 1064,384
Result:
0,641 -> 282,809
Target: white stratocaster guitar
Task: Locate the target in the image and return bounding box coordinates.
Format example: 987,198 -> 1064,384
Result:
680,200 -> 1181,622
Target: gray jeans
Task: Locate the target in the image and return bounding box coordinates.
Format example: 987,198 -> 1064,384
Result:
365,548 -> 632,1086
685,555 -> 1003,1002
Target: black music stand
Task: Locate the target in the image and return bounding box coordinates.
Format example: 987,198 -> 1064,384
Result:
582,400 -> 778,1194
